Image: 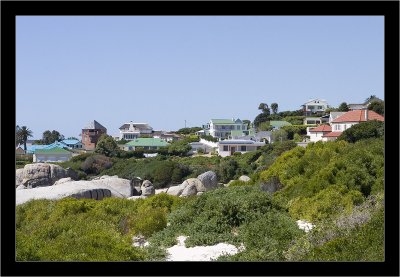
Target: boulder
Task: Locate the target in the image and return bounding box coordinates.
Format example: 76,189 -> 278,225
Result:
16,168 -> 24,187
53,177 -> 72,185
180,178 -> 204,194
196,171 -> 218,192
18,163 -> 77,188
155,188 -> 169,194
141,180 -> 155,197
16,185 -> 26,190
238,175 -> 251,182
180,183 -> 197,197
196,191 -> 204,196
127,196 -> 147,200
91,177 -> 133,198
166,185 -> 184,196
16,180 -> 125,205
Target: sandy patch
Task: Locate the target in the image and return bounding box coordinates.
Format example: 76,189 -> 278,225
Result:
166,236 -> 243,261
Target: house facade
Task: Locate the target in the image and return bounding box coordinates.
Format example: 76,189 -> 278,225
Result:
307,125 -> 332,142
33,147 -> 72,162
119,121 -> 153,141
302,99 -> 329,116
81,120 -> 107,150
217,139 -> 265,157
303,117 -> 322,125
124,138 -> 169,151
206,119 -> 248,139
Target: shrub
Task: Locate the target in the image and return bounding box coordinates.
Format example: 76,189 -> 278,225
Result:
80,154 -> 112,175
337,120 -> 384,143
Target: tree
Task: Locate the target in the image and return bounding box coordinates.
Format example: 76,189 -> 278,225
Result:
338,102 -> 349,112
95,134 -> 120,157
16,125 -> 22,146
258,122 -> 273,131
166,140 -> 191,156
258,103 -> 270,115
337,120 -> 384,143
17,126 -> 33,151
271,103 -> 279,114
368,100 -> 384,115
42,130 -> 64,144
364,95 -> 378,104
242,120 -> 251,129
253,113 -> 270,128
271,129 -> 288,143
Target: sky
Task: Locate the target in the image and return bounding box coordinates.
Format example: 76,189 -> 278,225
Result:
16,16 -> 384,139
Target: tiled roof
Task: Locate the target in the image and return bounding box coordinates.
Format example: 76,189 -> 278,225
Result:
125,138 -> 169,147
332,110 -> 384,123
84,120 -> 107,130
218,140 -> 265,145
322,132 -> 342,137
309,125 -> 332,132
35,147 -> 71,154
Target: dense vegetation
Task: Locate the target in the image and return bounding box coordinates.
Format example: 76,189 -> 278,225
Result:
17,132 -> 384,261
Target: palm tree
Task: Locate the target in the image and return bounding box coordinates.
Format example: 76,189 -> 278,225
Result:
18,126 -> 33,151
364,95 -> 377,104
271,103 -> 278,114
16,125 -> 22,146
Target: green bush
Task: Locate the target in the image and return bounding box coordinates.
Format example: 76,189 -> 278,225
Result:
80,154 -> 112,175
337,120 -> 384,143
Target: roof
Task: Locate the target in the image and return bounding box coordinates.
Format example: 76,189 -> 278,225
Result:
322,132 -> 342,138
35,147 -> 72,154
218,139 -> 265,145
329,112 -> 346,118
303,99 -> 328,105
309,125 -> 332,132
62,139 -> 81,145
332,110 -> 384,123
210,119 -> 242,124
270,121 -> 292,128
119,122 -> 153,130
84,120 -> 107,130
125,138 -> 169,147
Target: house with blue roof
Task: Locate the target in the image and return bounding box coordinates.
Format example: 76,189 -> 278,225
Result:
62,139 -> 83,149
26,141 -> 70,154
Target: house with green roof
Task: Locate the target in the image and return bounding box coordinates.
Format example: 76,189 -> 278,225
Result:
33,147 -> 72,163
203,118 -> 248,140
124,138 -> 169,151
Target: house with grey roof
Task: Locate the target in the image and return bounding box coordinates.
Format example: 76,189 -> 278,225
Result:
119,121 -> 153,141
81,120 -> 107,150
302,99 -> 329,116
217,139 -> 265,157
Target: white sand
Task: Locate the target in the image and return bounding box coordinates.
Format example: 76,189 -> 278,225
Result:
166,236 -> 243,261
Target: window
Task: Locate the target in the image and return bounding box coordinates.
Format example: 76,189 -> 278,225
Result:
237,126 -> 240,130
240,146 -> 246,151
223,146 -> 228,151
334,125 -> 341,131
242,125 -> 245,130
318,106 -> 322,109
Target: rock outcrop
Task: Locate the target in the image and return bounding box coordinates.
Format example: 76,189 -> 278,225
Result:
180,183 -> 197,197
16,163 -> 78,188
196,171 -> 218,192
141,180 -> 155,197
16,176 -> 136,205
238,175 -> 251,182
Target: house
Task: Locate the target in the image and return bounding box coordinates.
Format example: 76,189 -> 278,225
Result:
119,121 -> 153,141
269,121 -> 292,130
124,138 -> 169,151
328,112 -> 346,124
348,103 -> 368,111
26,141 -> 69,154
81,120 -> 107,150
16,145 -> 25,154
61,139 -> 83,149
237,131 -> 272,143
307,125 -> 332,142
158,132 -> 181,142
217,139 -> 265,157
204,118 -> 248,140
322,109 -> 384,141
302,99 -> 329,116
189,142 -> 214,154
33,147 -> 72,162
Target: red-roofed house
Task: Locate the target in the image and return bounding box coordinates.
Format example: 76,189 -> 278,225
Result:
308,125 -> 332,142
322,109 -> 384,141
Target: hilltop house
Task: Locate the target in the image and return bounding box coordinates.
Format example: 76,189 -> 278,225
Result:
33,147 -> 73,163
119,121 -> 153,141
81,120 -> 107,150
124,138 -> 169,151
217,139 -> 265,157
203,118 -> 248,140
307,125 -> 332,142
302,99 -> 329,116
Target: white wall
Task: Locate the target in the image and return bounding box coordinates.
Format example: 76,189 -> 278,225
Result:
309,132 -> 324,142
199,138 -> 218,148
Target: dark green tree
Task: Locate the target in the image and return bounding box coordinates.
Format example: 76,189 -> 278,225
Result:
271,129 -> 288,143
338,102 -> 349,112
337,120 -> 384,143
253,113 -> 270,128
16,125 -> 22,146
258,103 -> 271,115
95,134 -> 120,157
271,103 -> 279,114
368,100 -> 384,115
242,119 -> 251,129
364,95 -> 378,104
17,126 -> 33,151
42,130 -> 64,144
167,140 -> 191,156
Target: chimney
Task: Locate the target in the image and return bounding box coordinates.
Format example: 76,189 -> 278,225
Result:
364,109 -> 368,121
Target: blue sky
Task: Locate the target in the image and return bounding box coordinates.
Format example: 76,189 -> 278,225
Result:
16,16 -> 384,139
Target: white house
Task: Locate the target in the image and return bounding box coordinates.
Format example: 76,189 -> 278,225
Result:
307,125 -> 332,142
119,121 -> 153,141
303,117 -> 322,125
217,139 -> 265,157
205,118 -> 248,140
33,147 -> 72,162
302,99 -> 329,116
328,112 -> 346,124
